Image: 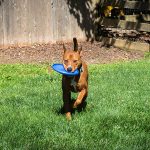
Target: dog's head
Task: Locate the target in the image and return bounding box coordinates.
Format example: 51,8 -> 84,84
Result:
63,38 -> 82,72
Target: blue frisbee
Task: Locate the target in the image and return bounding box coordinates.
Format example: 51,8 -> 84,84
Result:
51,64 -> 79,76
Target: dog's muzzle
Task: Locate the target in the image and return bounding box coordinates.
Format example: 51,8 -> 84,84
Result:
67,66 -> 72,72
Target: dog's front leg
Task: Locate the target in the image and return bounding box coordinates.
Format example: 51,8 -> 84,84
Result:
63,89 -> 71,120
62,76 -> 72,120
73,89 -> 87,108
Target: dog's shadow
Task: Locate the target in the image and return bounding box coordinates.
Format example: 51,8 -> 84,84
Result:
57,98 -> 87,115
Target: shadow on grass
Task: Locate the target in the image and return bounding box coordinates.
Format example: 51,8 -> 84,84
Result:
56,98 -> 87,115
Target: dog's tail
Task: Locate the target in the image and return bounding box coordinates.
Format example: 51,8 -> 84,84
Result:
73,37 -> 78,51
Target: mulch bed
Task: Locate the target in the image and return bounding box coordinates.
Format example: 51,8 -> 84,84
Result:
0,41 -> 145,64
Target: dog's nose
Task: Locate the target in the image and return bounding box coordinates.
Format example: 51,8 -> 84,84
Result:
67,66 -> 72,72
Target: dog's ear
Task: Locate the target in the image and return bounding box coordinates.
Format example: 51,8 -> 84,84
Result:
78,46 -> 82,55
63,44 -> 66,52
73,37 -> 78,51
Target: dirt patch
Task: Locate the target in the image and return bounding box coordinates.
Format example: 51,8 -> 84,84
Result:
0,41 -> 145,64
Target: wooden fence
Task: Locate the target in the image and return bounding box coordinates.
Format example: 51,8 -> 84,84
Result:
0,0 -> 97,48
0,0 -> 149,49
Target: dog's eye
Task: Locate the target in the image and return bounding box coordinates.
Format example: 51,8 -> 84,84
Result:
64,60 -> 68,64
73,60 -> 78,63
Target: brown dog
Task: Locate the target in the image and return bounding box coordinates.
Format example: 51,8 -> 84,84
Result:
62,38 -> 88,120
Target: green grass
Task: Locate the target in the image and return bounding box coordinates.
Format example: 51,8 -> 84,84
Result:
145,52 -> 150,59
0,60 -> 150,150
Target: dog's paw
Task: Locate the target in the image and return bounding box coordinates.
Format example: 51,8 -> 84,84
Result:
66,112 -> 72,121
73,100 -> 81,108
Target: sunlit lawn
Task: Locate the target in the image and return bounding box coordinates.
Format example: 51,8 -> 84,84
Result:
0,60 -> 150,149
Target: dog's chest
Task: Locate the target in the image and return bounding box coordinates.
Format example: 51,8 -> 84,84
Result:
70,77 -> 78,92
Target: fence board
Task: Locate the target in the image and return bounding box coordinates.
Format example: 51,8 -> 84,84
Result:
0,1 -> 3,47
100,37 -> 150,52
100,18 -> 150,32
2,0 -> 9,46
124,1 -> 150,11
18,0 -> 28,45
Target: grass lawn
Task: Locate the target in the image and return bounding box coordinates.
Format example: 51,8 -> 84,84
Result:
0,60 -> 150,150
